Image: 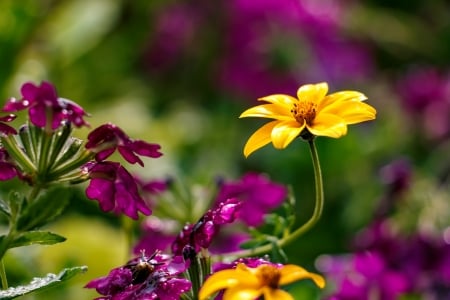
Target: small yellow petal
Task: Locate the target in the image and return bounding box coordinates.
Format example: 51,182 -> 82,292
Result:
263,287 -> 295,300
243,121 -> 278,157
308,113 -> 347,138
271,120 -> 304,149
297,82 -> 328,104
321,101 -> 376,124
239,104 -> 292,120
257,94 -> 298,109
279,265 -> 326,288
223,286 -> 263,300
319,90 -> 367,109
199,268 -> 258,300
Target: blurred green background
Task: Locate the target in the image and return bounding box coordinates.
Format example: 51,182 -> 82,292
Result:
1,0 -> 449,299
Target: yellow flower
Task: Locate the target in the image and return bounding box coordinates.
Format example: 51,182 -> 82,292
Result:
199,263 -> 325,300
239,82 -> 376,157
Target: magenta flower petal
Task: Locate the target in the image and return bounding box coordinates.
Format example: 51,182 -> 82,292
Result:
84,161 -> 152,219
86,123 -> 162,165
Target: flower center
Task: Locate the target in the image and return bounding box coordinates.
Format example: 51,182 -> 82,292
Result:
257,265 -> 281,289
290,101 -> 317,125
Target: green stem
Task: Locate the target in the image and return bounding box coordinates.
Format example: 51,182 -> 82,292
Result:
0,260 -> 7,289
225,139 -> 324,258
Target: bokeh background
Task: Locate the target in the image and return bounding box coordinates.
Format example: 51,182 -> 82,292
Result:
0,0 -> 449,299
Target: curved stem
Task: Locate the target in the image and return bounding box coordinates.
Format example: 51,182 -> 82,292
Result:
225,139 -> 324,259
0,260 -> 7,289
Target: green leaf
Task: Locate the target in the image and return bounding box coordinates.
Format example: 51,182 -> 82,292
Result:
10,231 -> 66,248
0,266 -> 88,299
0,199 -> 10,217
17,187 -> 70,231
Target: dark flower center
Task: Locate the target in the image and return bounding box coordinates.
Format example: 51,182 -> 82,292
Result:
257,265 -> 281,289
290,101 -> 317,125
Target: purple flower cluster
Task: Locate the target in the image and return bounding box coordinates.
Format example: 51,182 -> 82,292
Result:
0,81 -> 164,220
85,252 -> 191,300
142,0 -> 373,99
3,81 -> 89,130
319,221 -> 450,299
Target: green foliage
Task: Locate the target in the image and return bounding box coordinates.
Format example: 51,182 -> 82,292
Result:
16,188 -> 70,231
0,266 -> 87,300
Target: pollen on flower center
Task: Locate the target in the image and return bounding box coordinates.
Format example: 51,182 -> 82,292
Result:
290,101 -> 317,125
257,265 -> 281,289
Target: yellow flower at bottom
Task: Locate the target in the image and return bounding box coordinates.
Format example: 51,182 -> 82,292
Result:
239,82 -> 376,157
199,263 -> 325,300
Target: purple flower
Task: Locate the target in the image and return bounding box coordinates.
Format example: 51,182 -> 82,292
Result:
3,81 -> 89,129
318,252 -> 409,300
83,161 -> 152,220
171,198 -> 242,256
320,220 -> 450,299
396,67 -> 450,140
133,217 -> 178,255
0,148 -> 19,181
215,172 -> 286,227
0,114 -> 17,136
86,123 -> 162,166
86,252 -> 191,300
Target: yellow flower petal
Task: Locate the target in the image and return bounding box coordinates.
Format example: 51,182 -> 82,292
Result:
199,268 -> 259,300
297,82 -> 328,104
263,287 -> 295,300
321,101 -> 376,124
308,113 -> 347,138
258,94 -> 298,109
271,120 -> 304,149
223,286 -> 263,300
319,90 -> 367,109
239,104 -> 292,120
243,121 -> 278,157
279,265 -> 326,288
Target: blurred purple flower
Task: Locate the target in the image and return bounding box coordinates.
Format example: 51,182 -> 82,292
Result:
86,123 -> 162,166
3,81 -> 89,129
141,0 -> 373,100
86,252 -> 191,300
215,172 -> 286,227
320,220 -> 450,299
397,67 -> 450,140
83,161 -> 151,220
217,0 -> 373,98
171,198 -> 241,256
133,217 -> 178,255
142,3 -> 200,72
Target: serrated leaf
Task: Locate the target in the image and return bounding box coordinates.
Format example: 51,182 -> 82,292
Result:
17,187 -> 70,231
0,266 -> 88,299
10,231 -> 66,248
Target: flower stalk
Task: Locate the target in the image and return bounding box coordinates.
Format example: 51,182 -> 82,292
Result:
224,138 -> 324,259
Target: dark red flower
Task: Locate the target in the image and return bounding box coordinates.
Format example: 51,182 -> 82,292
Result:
84,161 -> 151,220
86,123 -> 162,166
